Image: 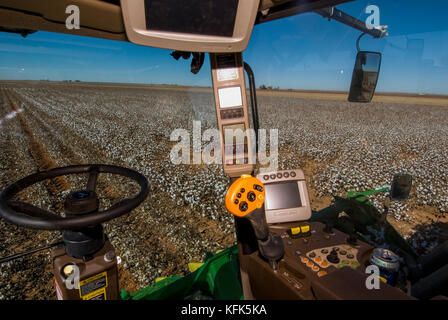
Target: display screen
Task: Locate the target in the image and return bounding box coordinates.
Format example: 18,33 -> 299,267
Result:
223,123 -> 247,165
218,86 -> 242,108
265,182 -> 302,210
144,0 -> 239,37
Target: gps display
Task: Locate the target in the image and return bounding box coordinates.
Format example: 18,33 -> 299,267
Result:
145,0 -> 239,37
264,182 -> 302,210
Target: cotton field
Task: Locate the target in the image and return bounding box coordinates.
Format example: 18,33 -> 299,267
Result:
0,81 -> 447,299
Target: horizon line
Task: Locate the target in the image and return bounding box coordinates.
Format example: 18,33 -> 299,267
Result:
1,79 -> 447,98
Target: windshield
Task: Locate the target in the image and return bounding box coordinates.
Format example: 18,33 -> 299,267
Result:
0,0 -> 447,299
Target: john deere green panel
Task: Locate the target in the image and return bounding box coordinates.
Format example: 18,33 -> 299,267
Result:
121,245 -> 243,300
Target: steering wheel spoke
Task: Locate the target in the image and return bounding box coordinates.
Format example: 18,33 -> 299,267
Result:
86,167 -> 99,192
8,200 -> 61,220
109,198 -> 133,210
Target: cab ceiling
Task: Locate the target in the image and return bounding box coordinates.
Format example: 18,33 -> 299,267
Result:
0,0 -> 352,42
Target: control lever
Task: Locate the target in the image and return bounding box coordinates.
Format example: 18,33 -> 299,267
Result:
247,208 -> 285,270
347,234 -> 358,246
327,248 -> 340,264
225,175 -> 284,269
323,221 -> 334,234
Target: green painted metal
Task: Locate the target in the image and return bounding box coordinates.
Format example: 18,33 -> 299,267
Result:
121,245 -> 243,300
311,187 -> 417,258
346,186 -> 390,205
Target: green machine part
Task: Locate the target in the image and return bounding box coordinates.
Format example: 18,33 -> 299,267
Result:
120,245 -> 243,300
311,186 -> 417,259
346,186 -> 390,205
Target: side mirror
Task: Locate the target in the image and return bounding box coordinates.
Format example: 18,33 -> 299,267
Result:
390,174 -> 413,201
348,51 -> 381,102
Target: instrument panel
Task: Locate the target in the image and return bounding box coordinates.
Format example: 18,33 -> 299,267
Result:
211,52 -> 255,177
244,221 -> 412,299
256,169 -> 312,224
276,221 -> 369,279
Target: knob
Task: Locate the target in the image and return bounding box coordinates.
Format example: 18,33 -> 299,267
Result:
247,191 -> 256,202
239,201 -> 248,212
327,249 -> 340,264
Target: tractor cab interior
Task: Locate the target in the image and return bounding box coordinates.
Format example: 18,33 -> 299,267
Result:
0,0 -> 447,301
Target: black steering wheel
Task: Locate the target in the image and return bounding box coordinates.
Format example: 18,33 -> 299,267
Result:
0,164 -> 150,230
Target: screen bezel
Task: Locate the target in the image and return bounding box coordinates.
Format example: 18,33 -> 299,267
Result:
120,0 -> 260,52
256,170 -> 312,223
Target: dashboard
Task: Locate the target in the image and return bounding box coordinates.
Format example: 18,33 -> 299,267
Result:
238,168 -> 412,300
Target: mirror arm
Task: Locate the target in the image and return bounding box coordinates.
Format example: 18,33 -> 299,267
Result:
356,32 -> 366,52
315,7 -> 388,39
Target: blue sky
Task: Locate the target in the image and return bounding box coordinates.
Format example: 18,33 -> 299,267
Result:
0,0 -> 447,94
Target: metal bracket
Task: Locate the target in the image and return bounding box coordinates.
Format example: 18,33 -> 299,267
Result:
314,6 -> 388,39
356,32 -> 366,52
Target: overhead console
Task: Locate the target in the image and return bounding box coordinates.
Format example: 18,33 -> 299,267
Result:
120,0 -> 260,52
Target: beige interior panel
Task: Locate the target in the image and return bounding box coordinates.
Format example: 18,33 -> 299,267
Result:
0,0 -> 125,34
0,7 -> 127,41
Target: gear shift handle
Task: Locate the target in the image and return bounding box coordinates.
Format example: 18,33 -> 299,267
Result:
226,175 -> 284,269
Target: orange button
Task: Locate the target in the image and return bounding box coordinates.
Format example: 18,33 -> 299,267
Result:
301,257 -> 309,264
306,261 -> 314,268
317,271 -> 327,277
312,265 -> 320,272
320,261 -> 329,268
315,256 -> 322,263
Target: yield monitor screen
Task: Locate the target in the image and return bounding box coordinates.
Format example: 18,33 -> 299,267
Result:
264,182 -> 302,210
145,0 -> 239,37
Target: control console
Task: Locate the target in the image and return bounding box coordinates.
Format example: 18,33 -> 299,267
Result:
244,221 -> 412,299
226,170 -> 413,300
278,222 -> 366,280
